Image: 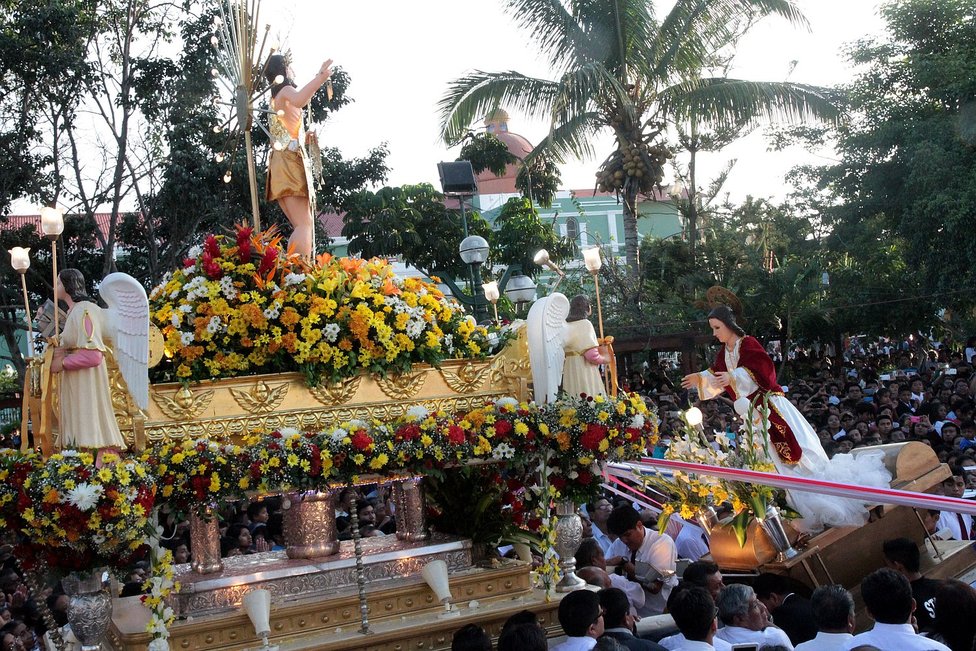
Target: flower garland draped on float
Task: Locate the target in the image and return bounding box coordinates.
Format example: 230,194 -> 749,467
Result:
1,393 -> 657,645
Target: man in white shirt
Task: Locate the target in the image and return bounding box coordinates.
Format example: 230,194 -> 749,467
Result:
606,506 -> 679,616
842,568 -> 950,651
576,538 -> 645,616
936,471 -> 973,540
714,584 -> 794,650
667,586 -> 721,650
795,585 -> 854,651
551,589 -> 604,651
587,497 -> 615,554
673,519 -> 710,562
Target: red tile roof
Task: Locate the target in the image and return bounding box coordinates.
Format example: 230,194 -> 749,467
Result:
4,213 -> 115,240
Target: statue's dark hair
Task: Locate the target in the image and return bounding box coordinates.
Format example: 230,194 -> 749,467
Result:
265,53 -> 296,98
58,268 -> 91,303
567,294 -> 591,322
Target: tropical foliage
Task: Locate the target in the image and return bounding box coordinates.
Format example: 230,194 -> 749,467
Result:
439,0 -> 839,277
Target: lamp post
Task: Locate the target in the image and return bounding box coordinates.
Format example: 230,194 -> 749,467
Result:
459,235 -> 489,322
504,273 -> 536,315
39,207 -> 64,340
8,247 -> 33,350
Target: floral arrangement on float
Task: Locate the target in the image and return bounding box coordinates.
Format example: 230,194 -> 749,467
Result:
3,450 -> 177,649
19,451 -> 156,571
643,399 -> 792,548
142,438 -> 247,517
149,225 -> 505,385
538,392 -> 655,505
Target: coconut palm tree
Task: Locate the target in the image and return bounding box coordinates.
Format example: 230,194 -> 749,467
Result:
438,0 -> 840,279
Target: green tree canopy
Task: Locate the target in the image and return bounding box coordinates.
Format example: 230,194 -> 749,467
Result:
438,0 -> 839,279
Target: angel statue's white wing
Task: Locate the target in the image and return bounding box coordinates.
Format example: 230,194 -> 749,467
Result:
527,292 -> 570,404
99,272 -> 150,410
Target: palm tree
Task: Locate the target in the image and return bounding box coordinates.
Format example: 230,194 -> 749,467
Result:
438,0 -> 840,279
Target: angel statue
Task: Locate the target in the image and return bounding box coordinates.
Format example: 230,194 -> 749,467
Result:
562,295 -> 609,399
528,293 -> 611,403
49,269 -> 149,451
527,292 -> 570,404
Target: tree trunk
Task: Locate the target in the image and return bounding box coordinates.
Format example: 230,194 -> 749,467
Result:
623,183 -> 640,279
688,146 -> 699,262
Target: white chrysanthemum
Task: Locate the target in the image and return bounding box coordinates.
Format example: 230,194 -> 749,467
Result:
494,397 -> 519,410
329,428 -> 348,443
630,414 -> 645,429
347,419 -> 369,430
171,313 -> 181,328
180,331 -> 194,346
60,450 -> 80,458
206,316 -> 222,334
279,427 -> 300,437
220,276 -> 237,300
406,405 -> 429,420
405,318 -> 425,338
322,323 -> 340,343
263,305 -> 280,319
187,245 -> 203,258
487,332 -> 499,348
178,304 -> 192,313
67,483 -> 104,511
443,335 -> 454,354
491,442 -> 516,460
284,272 -> 307,286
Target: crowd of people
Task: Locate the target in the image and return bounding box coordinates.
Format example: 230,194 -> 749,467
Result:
451,511 -> 976,651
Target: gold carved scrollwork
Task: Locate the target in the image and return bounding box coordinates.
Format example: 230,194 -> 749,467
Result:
108,367 -> 135,427
229,381 -> 288,415
440,362 -> 489,394
153,386 -> 214,420
376,369 -> 428,400
308,375 -> 362,406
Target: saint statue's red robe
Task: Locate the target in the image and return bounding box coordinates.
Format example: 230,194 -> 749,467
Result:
696,335 -> 893,530
707,335 -> 802,465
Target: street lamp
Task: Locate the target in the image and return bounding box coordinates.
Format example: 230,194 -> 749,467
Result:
504,273 -> 537,317
459,235 -> 489,321
39,206 -> 64,339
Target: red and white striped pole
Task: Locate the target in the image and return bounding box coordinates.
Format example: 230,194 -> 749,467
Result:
606,458 -> 976,516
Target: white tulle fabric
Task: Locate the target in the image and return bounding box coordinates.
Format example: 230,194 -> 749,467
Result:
697,346 -> 891,531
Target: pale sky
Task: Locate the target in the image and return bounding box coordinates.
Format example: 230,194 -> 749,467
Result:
261,0 -> 885,203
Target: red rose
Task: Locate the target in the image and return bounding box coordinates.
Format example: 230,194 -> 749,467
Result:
494,420 -> 513,437
396,424 -> 420,442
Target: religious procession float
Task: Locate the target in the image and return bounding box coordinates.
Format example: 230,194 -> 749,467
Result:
7,3 -> 976,649
8,217 -> 976,651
